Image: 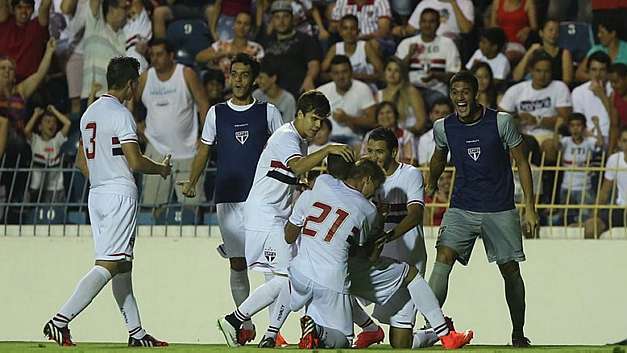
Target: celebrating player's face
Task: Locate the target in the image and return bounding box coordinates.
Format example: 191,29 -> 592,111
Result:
298,110 -> 325,140
366,139 -> 394,170
361,177 -> 379,199
450,81 -> 476,118
230,62 -> 254,99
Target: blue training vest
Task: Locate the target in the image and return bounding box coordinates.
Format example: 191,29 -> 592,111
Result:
214,101 -> 270,203
444,108 -> 515,212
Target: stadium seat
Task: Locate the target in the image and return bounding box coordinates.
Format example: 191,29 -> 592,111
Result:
166,19 -> 212,67
66,210 -> 87,224
203,211 -> 218,225
558,21 -> 594,64
156,206 -> 198,225
137,210 -> 156,225
28,206 -> 65,225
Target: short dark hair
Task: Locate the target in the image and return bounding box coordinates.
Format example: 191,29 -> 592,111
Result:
375,102 -> 399,123
529,49 -> 553,68
568,112 -> 587,126
202,68 -> 225,87
230,53 -> 260,80
609,63 -> 627,77
449,70 -> 479,95
11,0 -> 34,8
347,159 -> 386,186
540,18 -> 559,30
149,38 -> 174,53
297,90 -> 331,117
598,16 -> 620,35
587,51 -> 612,69
420,7 -> 440,22
102,0 -> 124,22
368,127 -> 398,152
340,14 -> 359,26
106,56 -> 140,90
431,97 -> 454,113
330,55 -> 352,70
481,27 -> 507,52
327,154 -> 352,180
259,58 -> 280,80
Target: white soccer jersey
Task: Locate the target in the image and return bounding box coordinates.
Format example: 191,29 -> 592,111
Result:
289,174 -> 378,294
244,122 -> 307,231
560,137 -> 598,191
80,94 -> 139,197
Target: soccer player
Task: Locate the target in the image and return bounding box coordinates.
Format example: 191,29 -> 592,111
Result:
350,127 -> 428,348
216,90 -> 355,348
179,53 -> 284,344
43,57 -> 171,347
427,71 -> 539,347
285,158 -> 385,349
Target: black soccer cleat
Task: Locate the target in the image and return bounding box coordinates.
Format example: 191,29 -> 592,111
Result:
512,335 -> 531,348
128,333 -> 169,347
257,336 -> 276,348
43,320 -> 75,346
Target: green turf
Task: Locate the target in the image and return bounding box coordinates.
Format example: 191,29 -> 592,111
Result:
0,343 -> 621,353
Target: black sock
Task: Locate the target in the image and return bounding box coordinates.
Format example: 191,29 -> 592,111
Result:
226,309 -> 247,329
503,268 -> 526,338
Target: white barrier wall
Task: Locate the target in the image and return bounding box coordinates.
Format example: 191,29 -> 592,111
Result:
1,227 -> 627,345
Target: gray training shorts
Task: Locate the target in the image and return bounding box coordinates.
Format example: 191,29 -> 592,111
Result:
436,208 -> 526,266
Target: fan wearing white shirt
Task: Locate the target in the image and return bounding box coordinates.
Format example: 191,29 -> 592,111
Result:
394,0 -> 474,39
418,98 -> 453,166
465,27 -> 510,82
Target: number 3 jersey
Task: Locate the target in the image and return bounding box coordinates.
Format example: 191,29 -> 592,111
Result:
289,174 -> 378,294
80,94 -> 139,198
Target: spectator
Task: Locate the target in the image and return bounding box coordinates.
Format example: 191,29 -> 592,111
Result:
360,101 -> 416,165
609,63 -> 627,127
330,0 -> 392,42
124,0 -> 152,72
137,39 -> 209,213
465,27 -> 511,82
576,18 -> 627,82
203,68 -> 226,106
553,113 -> 603,225
258,0 -> 329,41
396,0 -> 474,40
307,117 -> 332,154
60,0 -> 89,115
261,1 -> 321,97
152,0 -> 212,40
417,97 -> 453,166
377,56 -> 427,134
322,14 -> 383,85
470,61 -> 499,109
489,0 -> 538,61
499,50 -> 572,162
196,12 -> 264,84
586,127 -> 627,238
80,0 -> 128,100
208,0 -> 252,42
395,8 -> 461,105
253,59 -> 296,123
317,55 -> 376,146
512,18 -> 573,85
0,40 -> 55,223
572,51 -> 620,152
23,105 -> 71,203
423,170 -> 453,226
0,0 -> 51,82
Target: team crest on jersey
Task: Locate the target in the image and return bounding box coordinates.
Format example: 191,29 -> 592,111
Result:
264,248 -> 277,263
235,130 -> 249,145
467,147 -> 481,161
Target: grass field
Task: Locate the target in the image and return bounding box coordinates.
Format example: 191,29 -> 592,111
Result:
0,343 -> 623,353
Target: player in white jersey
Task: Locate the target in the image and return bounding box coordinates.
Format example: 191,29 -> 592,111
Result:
216,91 -> 355,348
349,127 -> 428,348
43,57 -> 171,347
285,159 -> 385,349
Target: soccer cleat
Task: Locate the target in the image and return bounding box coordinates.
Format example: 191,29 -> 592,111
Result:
440,330 -> 474,349
237,322 -> 256,345
512,336 -> 531,347
257,336 -> 276,348
43,320 -> 75,346
217,316 -> 241,347
298,316 -> 320,349
128,333 -> 169,347
275,332 -> 289,348
353,326 -> 385,348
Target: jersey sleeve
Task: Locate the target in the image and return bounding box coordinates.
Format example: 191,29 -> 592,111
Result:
571,87 -> 584,114
267,103 -> 284,133
497,112 -> 523,149
200,105 -> 217,145
276,129 -> 304,166
289,190 -> 312,227
604,153 -> 619,182
405,168 -> 425,206
358,203 -> 379,246
117,111 -> 138,144
555,81 -> 573,108
395,38 -> 410,59
499,84 -> 519,112
445,39 -> 461,73
433,119 -> 449,150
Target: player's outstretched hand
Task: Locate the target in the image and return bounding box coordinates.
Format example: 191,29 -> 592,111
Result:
326,144 -> 355,163
523,208 -> 539,238
177,180 -> 196,198
160,154 -> 172,179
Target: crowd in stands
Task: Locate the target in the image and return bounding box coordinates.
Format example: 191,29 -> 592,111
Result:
0,0 -> 626,237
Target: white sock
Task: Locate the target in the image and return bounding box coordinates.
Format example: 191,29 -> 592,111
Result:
351,297 -> 378,332
112,271 -> 146,339
230,269 -> 250,306
238,275 -> 282,318
265,276 -> 291,339
53,266 -> 112,327
412,328 -> 439,348
264,273 -> 276,322
406,275 -> 448,337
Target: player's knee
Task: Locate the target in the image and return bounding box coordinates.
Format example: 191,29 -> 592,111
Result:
498,261 -> 520,278
229,257 -> 247,271
435,246 -> 456,265
389,327 -> 412,349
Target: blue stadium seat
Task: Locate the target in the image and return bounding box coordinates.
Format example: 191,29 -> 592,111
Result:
28,206 -> 65,224
558,21 -> 595,64
203,211 -> 218,225
156,206 -> 198,225
166,19 -> 212,67
137,210 -> 156,225
66,210 -> 87,224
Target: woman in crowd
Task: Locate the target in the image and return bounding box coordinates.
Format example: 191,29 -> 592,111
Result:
361,101 -> 416,165
471,61 -> 499,108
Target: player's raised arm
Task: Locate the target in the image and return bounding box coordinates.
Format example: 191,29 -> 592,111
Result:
288,143 -> 354,176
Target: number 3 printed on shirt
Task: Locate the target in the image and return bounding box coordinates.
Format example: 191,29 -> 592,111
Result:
85,122 -> 96,159
302,202 -> 349,242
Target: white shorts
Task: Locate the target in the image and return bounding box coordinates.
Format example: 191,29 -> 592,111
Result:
216,202 -> 246,258
372,288 -> 417,329
349,256 -> 409,306
380,228 -> 427,276
88,192 -> 137,261
245,225 -> 293,274
289,267 -> 354,338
